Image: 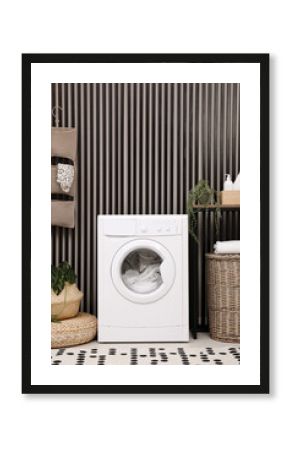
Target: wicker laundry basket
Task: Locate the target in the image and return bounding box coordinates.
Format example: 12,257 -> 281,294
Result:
206,253 -> 240,343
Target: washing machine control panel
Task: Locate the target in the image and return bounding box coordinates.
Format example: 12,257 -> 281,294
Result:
136,219 -> 179,236
101,215 -> 185,236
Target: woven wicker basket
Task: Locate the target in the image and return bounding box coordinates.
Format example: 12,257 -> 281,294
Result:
206,253 -> 240,343
51,312 -> 97,349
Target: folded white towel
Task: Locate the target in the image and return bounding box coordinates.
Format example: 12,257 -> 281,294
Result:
214,240 -> 240,254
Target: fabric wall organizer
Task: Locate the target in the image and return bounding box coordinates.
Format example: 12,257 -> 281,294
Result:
51,127 -> 77,228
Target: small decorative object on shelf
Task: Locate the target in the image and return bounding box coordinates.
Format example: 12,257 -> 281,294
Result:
187,180 -> 221,243
51,262 -> 83,321
223,174 -> 234,191
219,190 -> 240,206
233,172 -> 240,190
220,172 -> 240,206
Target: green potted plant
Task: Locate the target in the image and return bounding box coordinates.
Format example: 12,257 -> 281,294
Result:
51,261 -> 83,322
187,180 -> 221,243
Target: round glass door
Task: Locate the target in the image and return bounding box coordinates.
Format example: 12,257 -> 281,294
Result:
121,248 -> 163,294
111,239 -> 176,304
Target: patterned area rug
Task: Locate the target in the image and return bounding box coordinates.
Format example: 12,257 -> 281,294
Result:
51,337 -> 240,365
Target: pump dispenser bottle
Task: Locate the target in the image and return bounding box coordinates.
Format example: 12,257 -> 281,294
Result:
224,174 -> 233,191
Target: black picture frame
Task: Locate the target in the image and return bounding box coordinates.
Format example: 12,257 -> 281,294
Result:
22,53 -> 269,394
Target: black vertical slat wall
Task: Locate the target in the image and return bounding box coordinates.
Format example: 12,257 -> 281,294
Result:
51,83 -> 240,330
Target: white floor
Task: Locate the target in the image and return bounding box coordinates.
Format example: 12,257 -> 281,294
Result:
51,332 -> 240,365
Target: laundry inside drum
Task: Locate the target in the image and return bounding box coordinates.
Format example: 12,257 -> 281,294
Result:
121,249 -> 163,294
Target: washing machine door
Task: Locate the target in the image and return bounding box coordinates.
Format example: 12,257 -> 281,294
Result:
111,239 -> 176,304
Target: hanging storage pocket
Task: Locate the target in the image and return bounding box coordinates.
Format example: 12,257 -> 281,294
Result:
51,200 -> 75,228
51,127 -> 77,228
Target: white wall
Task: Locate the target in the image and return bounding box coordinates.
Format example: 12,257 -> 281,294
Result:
0,1 -> 286,449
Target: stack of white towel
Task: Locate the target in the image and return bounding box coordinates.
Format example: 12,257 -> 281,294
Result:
214,240 -> 240,254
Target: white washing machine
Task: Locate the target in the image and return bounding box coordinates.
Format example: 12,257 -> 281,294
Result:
97,215 -> 189,342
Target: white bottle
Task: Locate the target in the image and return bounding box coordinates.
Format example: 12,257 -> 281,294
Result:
224,174 -> 233,191
233,173 -> 240,190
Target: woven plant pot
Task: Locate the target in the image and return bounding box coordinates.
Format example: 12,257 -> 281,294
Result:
206,253 -> 240,343
51,282 -> 83,320
51,312 -> 97,349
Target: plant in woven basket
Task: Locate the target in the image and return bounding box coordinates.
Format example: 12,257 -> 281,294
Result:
187,180 -> 221,243
51,261 -> 76,295
51,262 -> 83,322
